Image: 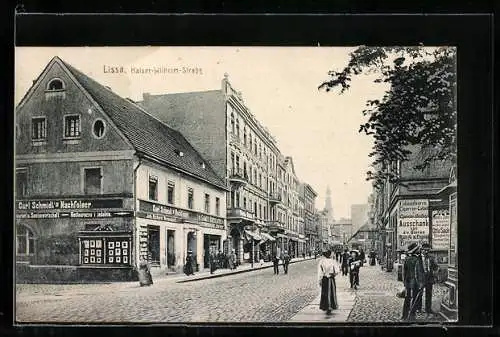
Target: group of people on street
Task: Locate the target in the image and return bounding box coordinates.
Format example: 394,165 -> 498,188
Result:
272,250 -> 291,275
401,242 -> 439,321
317,246 -> 368,315
208,250 -> 238,274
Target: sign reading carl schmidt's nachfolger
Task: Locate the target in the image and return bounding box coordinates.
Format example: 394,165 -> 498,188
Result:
16,199 -> 123,210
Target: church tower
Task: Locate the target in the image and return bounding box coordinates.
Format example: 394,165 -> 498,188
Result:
325,186 -> 334,222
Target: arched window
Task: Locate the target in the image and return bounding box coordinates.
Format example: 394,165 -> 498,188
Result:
236,119 -> 240,137
243,127 -> 247,145
230,112 -> 235,134
47,78 -> 65,91
16,224 -> 35,255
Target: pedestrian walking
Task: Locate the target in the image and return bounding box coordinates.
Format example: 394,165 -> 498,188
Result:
281,250 -> 291,274
369,250 -> 377,266
415,242 -> 439,315
209,252 -> 217,274
359,248 -> 366,266
348,250 -> 362,289
340,248 -> 350,276
401,243 -> 425,321
318,249 -> 338,315
228,249 -> 236,270
302,252 -> 306,259
183,250 -> 195,276
137,258 -> 153,286
272,253 -> 280,274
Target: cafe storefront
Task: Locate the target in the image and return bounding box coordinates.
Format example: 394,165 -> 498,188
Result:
135,199 -> 226,273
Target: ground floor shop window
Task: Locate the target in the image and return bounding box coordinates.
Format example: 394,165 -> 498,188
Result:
79,236 -> 131,266
148,225 -> 160,266
203,234 -> 221,268
16,224 -> 35,256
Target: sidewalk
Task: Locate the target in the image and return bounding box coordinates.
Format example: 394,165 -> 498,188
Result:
16,257 -> 317,301
174,256 -> 316,283
289,262 -> 356,322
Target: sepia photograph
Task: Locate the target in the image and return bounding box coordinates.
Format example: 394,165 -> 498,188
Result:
14,46 -> 458,324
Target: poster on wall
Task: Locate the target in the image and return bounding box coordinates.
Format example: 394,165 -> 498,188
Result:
397,199 -> 429,249
399,199 -> 429,218
431,209 -> 450,250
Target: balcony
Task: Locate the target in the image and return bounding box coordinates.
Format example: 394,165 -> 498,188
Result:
265,220 -> 285,233
228,169 -> 247,189
227,207 -> 255,224
268,192 -> 282,205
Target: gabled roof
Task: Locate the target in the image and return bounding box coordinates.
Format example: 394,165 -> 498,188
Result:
57,57 -> 227,190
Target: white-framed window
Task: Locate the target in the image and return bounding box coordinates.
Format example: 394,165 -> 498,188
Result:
187,188 -> 194,209
83,167 -> 102,195
149,175 -> 158,201
92,119 -> 106,139
64,114 -> 81,138
16,224 -> 35,256
16,168 -> 28,198
31,116 -> 47,141
215,197 -> 220,216
204,193 -> 210,213
167,181 -> 175,205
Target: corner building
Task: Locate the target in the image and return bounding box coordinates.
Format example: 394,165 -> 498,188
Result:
15,57 -> 227,282
140,74 -> 308,264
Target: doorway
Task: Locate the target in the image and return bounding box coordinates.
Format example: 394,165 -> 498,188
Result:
147,225 -> 160,266
166,230 -> 175,269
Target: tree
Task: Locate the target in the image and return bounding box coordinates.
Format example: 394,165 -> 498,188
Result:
319,46 -> 457,189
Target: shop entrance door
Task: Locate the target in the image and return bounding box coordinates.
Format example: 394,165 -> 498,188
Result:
147,225 -> 160,266
167,230 -> 175,269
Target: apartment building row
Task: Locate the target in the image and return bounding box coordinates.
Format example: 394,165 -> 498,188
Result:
139,73 -> 318,263
15,57 -> 320,282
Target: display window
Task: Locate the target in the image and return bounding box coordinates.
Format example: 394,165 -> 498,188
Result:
80,236 -> 131,266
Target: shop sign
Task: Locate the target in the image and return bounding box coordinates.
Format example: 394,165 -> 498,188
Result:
16,198 -> 123,211
399,199 -> 429,218
397,218 -> 429,248
16,210 -> 133,219
431,209 -> 450,250
138,199 -> 225,230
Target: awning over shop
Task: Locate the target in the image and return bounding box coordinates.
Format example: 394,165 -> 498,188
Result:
260,232 -> 276,242
297,238 -> 306,243
244,230 -> 262,242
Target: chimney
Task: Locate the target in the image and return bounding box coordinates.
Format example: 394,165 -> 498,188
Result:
143,93 -> 151,101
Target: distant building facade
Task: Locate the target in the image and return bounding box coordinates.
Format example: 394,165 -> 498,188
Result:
139,74 -> 310,263
351,204 -> 369,234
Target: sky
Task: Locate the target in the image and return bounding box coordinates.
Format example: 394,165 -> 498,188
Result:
15,47 -> 390,219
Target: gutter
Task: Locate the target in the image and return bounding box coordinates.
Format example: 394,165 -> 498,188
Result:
136,151 -> 229,192
133,157 -> 143,267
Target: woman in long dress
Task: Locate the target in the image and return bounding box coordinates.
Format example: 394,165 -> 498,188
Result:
318,249 -> 338,315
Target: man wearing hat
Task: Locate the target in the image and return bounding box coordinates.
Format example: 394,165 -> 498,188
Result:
401,242 -> 425,321
415,242 -> 439,315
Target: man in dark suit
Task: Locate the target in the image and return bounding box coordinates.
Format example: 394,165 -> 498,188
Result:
340,248 -> 350,276
415,242 -> 439,315
401,243 -> 425,321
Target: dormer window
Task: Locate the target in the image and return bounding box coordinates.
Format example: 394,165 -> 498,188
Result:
47,78 -> 64,91
45,78 -> 66,99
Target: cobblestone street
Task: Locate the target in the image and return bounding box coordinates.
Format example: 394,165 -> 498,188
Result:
16,259 -> 320,323
16,258 -> 448,324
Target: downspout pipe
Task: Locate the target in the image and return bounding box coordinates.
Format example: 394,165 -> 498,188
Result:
133,156 -> 142,268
